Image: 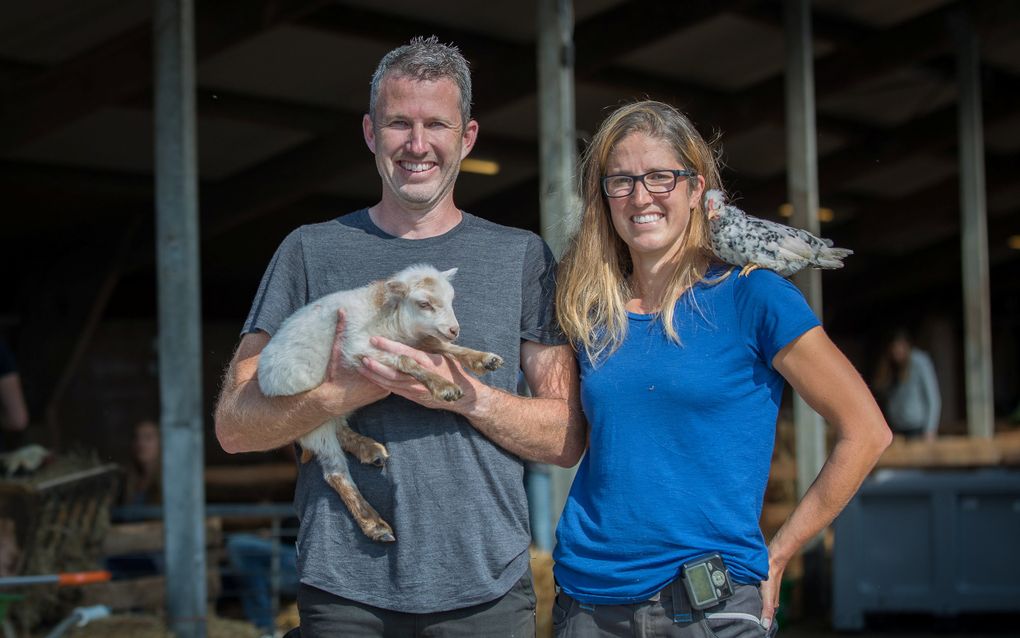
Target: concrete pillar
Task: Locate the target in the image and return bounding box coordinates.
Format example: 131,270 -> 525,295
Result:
537,0 -> 580,258
783,0 -> 826,501
952,7 -> 995,438
154,0 -> 206,634
536,0 -> 581,544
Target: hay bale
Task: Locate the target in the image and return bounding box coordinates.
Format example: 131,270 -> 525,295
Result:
0,455 -> 119,633
530,547 -> 554,638
276,601 -> 300,634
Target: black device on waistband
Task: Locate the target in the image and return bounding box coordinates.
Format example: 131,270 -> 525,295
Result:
680,553 -> 734,610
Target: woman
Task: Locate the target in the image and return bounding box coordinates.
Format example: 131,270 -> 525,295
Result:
873,330 -> 941,440
552,100 -> 891,637
122,419 -> 161,506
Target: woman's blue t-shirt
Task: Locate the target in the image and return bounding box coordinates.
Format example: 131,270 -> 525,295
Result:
553,267 -> 821,604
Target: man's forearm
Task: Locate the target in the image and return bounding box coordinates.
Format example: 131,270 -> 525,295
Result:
215,374 -> 335,453
215,331 -> 386,454
355,339 -> 587,467
459,383 -> 585,467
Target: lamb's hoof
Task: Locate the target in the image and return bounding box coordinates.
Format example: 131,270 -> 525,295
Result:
467,353 -> 503,375
360,444 -> 388,467
366,521 -> 396,543
438,385 -> 463,402
343,436 -> 389,467
482,353 -> 504,371
369,449 -> 388,467
362,441 -> 389,467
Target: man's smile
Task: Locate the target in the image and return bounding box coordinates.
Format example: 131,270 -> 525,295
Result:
398,160 -> 437,174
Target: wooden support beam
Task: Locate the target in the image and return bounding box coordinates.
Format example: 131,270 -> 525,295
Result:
953,6 -> 995,438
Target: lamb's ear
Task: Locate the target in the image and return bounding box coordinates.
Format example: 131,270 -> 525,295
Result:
380,280 -> 409,312
386,280 -> 409,298
441,267 -> 458,280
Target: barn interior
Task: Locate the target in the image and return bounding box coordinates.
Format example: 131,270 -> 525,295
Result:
1,0 -> 1019,635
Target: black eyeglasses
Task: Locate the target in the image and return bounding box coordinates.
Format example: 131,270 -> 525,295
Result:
601,169 -> 698,198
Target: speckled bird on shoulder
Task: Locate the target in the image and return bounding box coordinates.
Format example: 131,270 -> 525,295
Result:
705,189 -> 853,277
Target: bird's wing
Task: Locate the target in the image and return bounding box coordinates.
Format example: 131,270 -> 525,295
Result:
744,217 -> 815,261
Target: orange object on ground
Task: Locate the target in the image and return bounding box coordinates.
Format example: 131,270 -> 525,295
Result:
57,570 -> 111,586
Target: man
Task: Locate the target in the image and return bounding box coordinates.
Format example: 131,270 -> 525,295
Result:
215,37 -> 585,636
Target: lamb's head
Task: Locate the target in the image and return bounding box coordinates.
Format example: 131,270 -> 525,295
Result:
381,265 -> 461,342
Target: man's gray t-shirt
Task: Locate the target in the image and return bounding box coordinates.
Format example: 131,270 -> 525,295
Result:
242,209 -> 562,613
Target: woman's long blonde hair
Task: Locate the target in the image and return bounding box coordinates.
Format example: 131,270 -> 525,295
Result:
556,100 -> 724,364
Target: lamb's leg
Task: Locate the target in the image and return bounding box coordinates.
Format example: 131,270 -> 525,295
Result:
299,420 -> 395,543
336,420 -> 389,467
393,355 -> 464,402
324,472 -> 395,543
416,336 -> 504,376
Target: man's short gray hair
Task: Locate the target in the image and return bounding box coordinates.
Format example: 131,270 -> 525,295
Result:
369,36 -> 473,126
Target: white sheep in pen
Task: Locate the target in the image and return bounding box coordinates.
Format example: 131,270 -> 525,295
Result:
257,264 -> 503,542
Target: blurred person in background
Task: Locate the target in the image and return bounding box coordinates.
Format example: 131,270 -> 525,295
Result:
122,419 -> 161,505
873,329 -> 941,441
0,338 -> 29,448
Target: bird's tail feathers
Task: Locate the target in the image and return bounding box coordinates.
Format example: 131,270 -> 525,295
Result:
816,246 -> 853,269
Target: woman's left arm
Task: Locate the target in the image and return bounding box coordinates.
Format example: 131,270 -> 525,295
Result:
759,326 -> 892,629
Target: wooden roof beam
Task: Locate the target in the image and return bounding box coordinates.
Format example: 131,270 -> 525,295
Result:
0,0 -> 335,151
826,207 -> 1020,314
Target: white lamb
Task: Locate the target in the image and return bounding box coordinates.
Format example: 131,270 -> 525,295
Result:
257,264 -> 503,542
